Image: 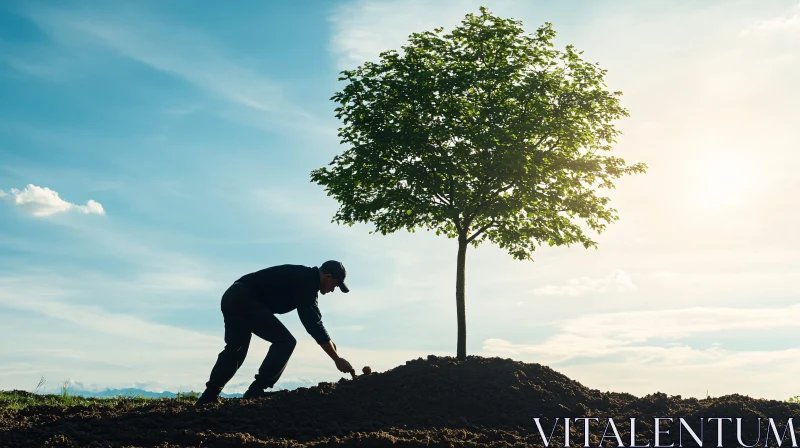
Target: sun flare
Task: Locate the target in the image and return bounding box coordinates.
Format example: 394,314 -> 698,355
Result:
687,152 -> 759,210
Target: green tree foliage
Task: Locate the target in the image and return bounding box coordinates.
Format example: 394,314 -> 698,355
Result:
311,7 -> 647,360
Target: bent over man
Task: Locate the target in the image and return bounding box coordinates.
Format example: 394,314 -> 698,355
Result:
196,260 -> 355,406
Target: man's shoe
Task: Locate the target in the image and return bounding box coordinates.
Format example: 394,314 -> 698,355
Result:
242,388 -> 275,399
195,391 -> 221,407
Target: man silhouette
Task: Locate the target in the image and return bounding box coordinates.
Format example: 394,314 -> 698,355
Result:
196,260 -> 355,406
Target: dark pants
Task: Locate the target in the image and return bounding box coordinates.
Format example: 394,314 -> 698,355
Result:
204,282 -> 296,394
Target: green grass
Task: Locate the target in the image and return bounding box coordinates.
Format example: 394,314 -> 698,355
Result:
0,390 -> 199,411
0,391 -> 197,410
0,377 -> 199,411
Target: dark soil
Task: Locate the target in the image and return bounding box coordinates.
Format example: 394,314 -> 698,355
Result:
2,355 -> 798,447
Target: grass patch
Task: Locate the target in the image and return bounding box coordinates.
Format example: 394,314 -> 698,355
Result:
0,377 -> 199,411
0,390 -> 199,411
1,390 -> 114,410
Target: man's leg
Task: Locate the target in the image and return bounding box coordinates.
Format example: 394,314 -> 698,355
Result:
199,283 -> 253,402
238,295 -> 297,393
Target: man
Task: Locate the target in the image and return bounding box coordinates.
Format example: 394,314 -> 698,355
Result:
195,260 -> 355,406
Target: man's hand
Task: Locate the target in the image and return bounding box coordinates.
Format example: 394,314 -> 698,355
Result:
320,340 -> 355,377
335,357 -> 355,376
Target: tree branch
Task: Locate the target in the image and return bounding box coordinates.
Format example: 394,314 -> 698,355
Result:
466,219 -> 497,243
421,124 -> 459,209
465,181 -> 515,222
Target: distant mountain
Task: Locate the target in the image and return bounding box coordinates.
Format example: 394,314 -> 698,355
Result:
60,379 -> 320,399
63,388 -> 243,399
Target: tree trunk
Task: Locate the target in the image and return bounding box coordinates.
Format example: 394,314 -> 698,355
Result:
456,233 -> 468,361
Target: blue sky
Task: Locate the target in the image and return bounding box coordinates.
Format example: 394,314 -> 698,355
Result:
2,0 -> 800,399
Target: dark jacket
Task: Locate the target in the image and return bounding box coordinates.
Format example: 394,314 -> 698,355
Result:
235,264 -> 331,344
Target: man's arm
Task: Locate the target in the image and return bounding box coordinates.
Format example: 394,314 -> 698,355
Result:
320,339 -> 341,361
296,299 -> 331,345
296,290 -> 354,375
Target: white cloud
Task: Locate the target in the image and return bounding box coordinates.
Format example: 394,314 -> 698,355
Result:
482,304 -> 800,363
741,1 -> 800,35
542,347 -> 800,400
0,184 -> 105,216
480,304 -> 800,399
532,270 -> 636,296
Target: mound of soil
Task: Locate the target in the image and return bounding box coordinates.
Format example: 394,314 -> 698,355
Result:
2,355 -> 798,447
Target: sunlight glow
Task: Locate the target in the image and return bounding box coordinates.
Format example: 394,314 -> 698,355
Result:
687,152 -> 761,211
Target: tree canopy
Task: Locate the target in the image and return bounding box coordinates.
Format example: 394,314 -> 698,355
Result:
311,7 -> 647,360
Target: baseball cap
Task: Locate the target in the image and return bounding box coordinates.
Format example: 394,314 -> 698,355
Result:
320,260 -> 349,293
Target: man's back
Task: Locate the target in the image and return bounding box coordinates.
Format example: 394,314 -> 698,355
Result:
236,264 -> 318,314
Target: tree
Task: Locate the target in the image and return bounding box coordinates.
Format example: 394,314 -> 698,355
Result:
310,7 -> 647,361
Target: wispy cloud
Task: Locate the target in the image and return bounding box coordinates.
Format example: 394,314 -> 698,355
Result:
482,304 -> 800,364
0,184 -> 105,216
21,5 -> 331,135
478,303 -> 800,399
253,187 -> 340,226
741,1 -> 800,35
0,279 -> 215,347
133,273 -> 221,294
532,270 -> 636,297
4,55 -> 73,82
481,305 -> 800,400
0,36 -> 87,83
328,0 -> 485,70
